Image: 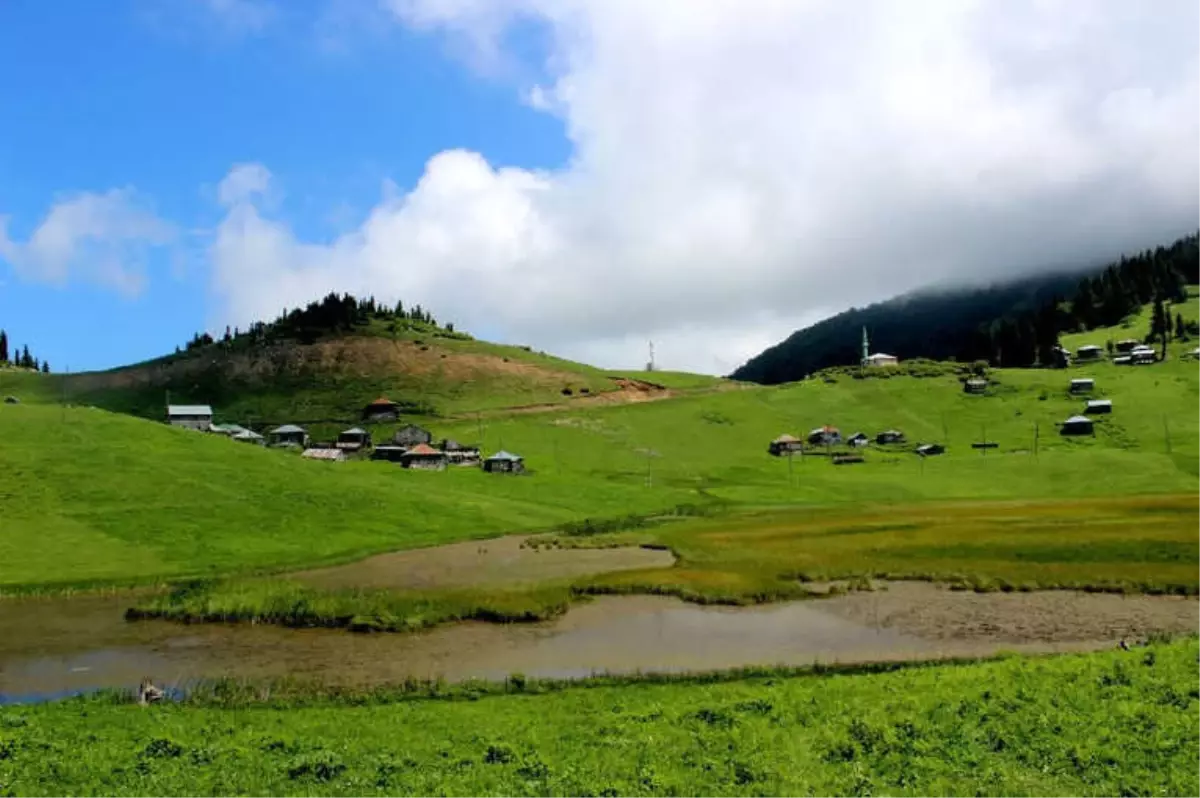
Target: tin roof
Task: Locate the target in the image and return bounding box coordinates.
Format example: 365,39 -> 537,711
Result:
772,434 -> 799,443
302,448 -> 345,460
1064,415 -> 1092,424
270,424 -> 307,434
1077,344 -> 1102,351
487,450 -> 523,461
340,427 -> 367,435
366,397 -> 397,407
1070,378 -> 1094,384
1086,399 -> 1112,407
232,429 -> 263,440
168,404 -> 212,416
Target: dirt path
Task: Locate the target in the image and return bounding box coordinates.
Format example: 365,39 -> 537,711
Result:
292,536 -> 674,591
817,581 -> 1199,643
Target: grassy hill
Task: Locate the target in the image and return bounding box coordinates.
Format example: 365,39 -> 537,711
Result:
0,403 -> 692,591
3,322 -> 1196,592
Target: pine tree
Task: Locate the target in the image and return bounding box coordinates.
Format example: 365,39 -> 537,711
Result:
1151,295 -> 1169,358
41,361 -> 49,373
0,329 -> 7,363
20,345 -> 31,369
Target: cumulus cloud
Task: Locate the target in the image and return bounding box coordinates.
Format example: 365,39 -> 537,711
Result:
0,189 -> 176,297
209,0 -> 1200,374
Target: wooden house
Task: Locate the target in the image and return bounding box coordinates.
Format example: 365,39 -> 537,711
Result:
393,424 -> 433,447
268,424 -> 309,447
231,429 -> 265,445
362,397 -> 400,422
370,445 -> 408,462
963,378 -> 987,394
767,434 -> 802,456
916,443 -> 945,456
1115,339 -> 1140,353
336,427 -> 372,451
1075,344 -> 1103,361
209,423 -> 247,436
167,404 -> 213,431
441,438 -> 481,465
1060,415 -> 1094,436
1085,399 -> 1113,415
483,450 -> 525,474
399,442 -> 448,471
876,429 -> 905,445
806,426 -> 841,446
1068,378 -> 1094,394
1131,347 -> 1156,364
847,432 -> 870,447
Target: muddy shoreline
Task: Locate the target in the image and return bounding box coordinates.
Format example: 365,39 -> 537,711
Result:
3,583 -> 1195,705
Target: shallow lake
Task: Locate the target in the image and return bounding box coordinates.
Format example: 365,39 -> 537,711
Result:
5,584 -> 1193,704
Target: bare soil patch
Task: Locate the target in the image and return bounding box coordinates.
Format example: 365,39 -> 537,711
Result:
292,536 -> 675,591
816,581 -> 1199,643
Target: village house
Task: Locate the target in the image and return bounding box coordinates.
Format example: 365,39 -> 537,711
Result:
916,443 -> 945,456
231,429 -> 265,445
767,434 -> 803,456
336,427 -> 372,451
268,424 -> 309,447
1115,339 -> 1140,353
1068,378 -> 1095,394
1049,346 -> 1071,368
167,404 -> 213,431
963,378 -> 988,395
399,442 -> 448,470
208,422 -> 247,436
865,353 -> 899,367
1113,355 -> 1133,366
1075,344 -> 1103,361
393,423 -> 433,447
440,438 -> 481,465
847,432 -> 870,447
483,450 -> 525,474
370,445 -> 408,462
1130,346 -> 1156,364
302,448 -> 346,462
1085,399 -> 1113,415
1060,415 -> 1094,436
807,426 -> 841,446
362,397 -> 401,422
873,427 -> 902,444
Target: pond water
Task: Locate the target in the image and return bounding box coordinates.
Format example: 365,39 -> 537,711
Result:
7,584 -> 1191,704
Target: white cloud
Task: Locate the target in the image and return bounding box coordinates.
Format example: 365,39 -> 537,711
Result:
209,0 -> 1200,374
0,189 -> 176,297
218,162 -> 274,206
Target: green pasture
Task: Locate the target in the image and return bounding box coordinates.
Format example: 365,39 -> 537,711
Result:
1,639 -> 1195,796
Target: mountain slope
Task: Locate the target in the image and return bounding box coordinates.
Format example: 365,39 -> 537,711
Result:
732,271 -> 1086,383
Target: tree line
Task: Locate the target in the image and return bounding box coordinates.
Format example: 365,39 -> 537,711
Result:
960,233 -> 1198,367
177,293 -> 458,354
733,231 -> 1199,384
0,329 -> 50,373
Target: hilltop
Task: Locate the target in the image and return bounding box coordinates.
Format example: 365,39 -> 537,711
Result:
18,293 -> 724,425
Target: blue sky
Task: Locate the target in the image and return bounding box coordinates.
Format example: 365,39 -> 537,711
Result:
0,0 -> 567,371
1,1 -> 1196,376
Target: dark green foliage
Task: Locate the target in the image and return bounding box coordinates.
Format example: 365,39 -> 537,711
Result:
178,291 -> 463,354
734,233 -> 1199,383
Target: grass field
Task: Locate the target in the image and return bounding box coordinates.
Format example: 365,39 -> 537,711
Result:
0,404 -> 685,591
1,639 -> 1195,796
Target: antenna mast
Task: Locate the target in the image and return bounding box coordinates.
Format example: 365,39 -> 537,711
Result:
646,341 -> 655,373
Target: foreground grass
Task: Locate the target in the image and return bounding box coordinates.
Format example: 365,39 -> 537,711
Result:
1,640 -> 1196,796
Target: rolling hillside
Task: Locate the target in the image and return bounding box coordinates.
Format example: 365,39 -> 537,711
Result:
7,320 -> 724,426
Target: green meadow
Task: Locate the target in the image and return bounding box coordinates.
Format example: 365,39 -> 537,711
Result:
2,639 -> 1196,796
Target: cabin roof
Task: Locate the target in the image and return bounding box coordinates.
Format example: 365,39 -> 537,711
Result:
340,427 -> 367,435
487,450 -> 523,461
403,443 -> 443,456
168,404 -> 212,416
270,424 -> 306,434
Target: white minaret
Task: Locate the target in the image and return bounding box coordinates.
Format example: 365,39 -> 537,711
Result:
861,326 -> 869,367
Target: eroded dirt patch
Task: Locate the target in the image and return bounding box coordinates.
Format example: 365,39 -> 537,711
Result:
292,536 -> 676,591
816,581 -> 1199,643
